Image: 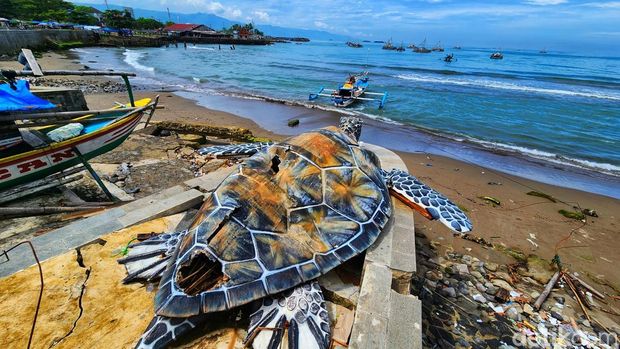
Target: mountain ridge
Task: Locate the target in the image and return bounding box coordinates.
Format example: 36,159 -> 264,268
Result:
77,3 -> 348,40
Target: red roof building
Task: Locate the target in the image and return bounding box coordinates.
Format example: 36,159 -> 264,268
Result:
163,23 -> 216,36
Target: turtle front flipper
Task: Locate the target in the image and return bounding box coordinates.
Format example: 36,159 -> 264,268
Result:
198,142 -> 273,158
245,281 -> 331,349
134,314 -> 208,349
384,169 -> 472,233
118,231 -> 186,283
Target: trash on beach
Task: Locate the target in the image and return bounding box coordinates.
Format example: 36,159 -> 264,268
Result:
478,195 -> 501,206
581,208 -> 598,217
487,181 -> 502,185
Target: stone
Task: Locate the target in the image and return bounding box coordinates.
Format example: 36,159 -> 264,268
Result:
462,255 -> 473,265
491,279 -> 514,291
452,264 -> 469,275
476,283 -> 487,293
471,271 -> 484,281
495,288 -> 511,303
485,262 -> 498,272
485,285 -> 498,295
425,270 -> 443,282
550,310 -> 564,322
530,291 -> 541,299
440,287 -> 457,298
520,255 -> 556,284
506,307 -> 520,321
523,303 -> 534,315
553,296 -> 565,305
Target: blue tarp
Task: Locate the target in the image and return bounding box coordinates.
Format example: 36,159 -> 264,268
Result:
0,80 -> 56,112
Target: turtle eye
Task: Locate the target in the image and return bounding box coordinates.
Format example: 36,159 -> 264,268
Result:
271,155 -> 281,173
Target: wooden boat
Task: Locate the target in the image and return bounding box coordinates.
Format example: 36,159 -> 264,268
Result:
412,39 -> 431,53
490,52 -> 504,60
382,39 -> 396,50
0,98 -> 155,191
346,41 -> 363,48
309,72 -> 388,109
431,41 -> 444,52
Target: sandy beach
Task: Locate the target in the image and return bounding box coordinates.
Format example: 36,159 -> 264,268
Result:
3,51 -> 619,335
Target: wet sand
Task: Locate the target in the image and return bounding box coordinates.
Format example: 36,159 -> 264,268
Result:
12,51 -> 620,311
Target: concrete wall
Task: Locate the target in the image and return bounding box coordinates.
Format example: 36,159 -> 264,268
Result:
0,29 -> 95,56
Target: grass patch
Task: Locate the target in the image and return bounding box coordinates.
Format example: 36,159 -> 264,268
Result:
478,196 -> 501,206
558,209 -> 585,220
50,40 -> 85,50
526,190 -> 557,202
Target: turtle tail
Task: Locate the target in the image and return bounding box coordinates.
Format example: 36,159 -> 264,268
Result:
245,281 -> 331,349
118,231 -> 185,283
134,314 -> 208,349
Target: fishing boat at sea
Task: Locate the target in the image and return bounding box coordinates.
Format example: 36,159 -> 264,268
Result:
308,72 -> 388,109
490,52 -> 504,60
382,39 -> 397,50
412,39 -> 431,53
346,41 -> 363,48
431,41 -> 444,52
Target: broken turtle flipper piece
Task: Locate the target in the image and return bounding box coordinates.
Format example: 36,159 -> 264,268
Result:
197,142 -> 274,158
384,168 -> 472,233
245,281 -> 331,349
118,231 -> 186,283
134,314 -> 208,349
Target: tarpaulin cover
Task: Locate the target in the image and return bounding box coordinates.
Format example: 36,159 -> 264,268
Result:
0,80 -> 56,112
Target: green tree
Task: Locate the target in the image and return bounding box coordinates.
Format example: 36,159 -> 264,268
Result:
0,0 -> 20,18
68,5 -> 98,25
102,9 -> 134,29
165,21 -> 175,27
34,0 -> 73,21
134,17 -> 163,30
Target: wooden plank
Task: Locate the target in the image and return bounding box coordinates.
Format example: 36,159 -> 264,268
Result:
58,185 -> 86,204
3,69 -> 136,77
20,49 -> 43,76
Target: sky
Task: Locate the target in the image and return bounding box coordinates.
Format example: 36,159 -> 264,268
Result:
74,0 -> 620,54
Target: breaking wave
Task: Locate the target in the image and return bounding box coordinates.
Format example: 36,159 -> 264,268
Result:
123,50 -> 155,73
396,73 -> 620,101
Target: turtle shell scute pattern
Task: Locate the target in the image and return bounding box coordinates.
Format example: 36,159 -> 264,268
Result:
155,127 -> 392,317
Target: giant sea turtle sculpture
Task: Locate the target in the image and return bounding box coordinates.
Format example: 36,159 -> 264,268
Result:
119,116 -> 472,349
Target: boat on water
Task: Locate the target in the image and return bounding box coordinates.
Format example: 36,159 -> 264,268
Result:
308,72 -> 388,109
431,41 -> 444,52
443,53 -> 455,63
395,42 -> 406,52
412,39 -> 431,53
346,41 -> 363,48
490,52 -> 504,60
382,39 -> 397,50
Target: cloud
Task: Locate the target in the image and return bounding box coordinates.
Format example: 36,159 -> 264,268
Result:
251,10 -> 270,22
525,0 -> 567,5
314,21 -> 331,29
581,1 -> 620,8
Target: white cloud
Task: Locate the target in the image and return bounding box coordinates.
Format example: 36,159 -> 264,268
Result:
525,0 -> 567,5
251,10 -> 270,22
581,1 -> 620,8
314,21 -> 330,29
185,1 -> 243,18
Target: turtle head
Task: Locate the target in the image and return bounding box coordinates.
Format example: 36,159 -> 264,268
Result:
339,116 -> 363,142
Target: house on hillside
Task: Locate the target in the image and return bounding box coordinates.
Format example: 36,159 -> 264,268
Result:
163,23 -> 211,37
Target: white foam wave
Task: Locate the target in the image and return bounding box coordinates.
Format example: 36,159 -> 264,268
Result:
469,138 -> 620,175
123,50 -> 155,73
189,46 -> 216,51
396,73 -> 620,101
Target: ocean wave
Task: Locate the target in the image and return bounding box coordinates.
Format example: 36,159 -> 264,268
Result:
395,73 -> 620,101
189,46 -> 216,51
123,50 -> 155,73
465,138 -> 620,176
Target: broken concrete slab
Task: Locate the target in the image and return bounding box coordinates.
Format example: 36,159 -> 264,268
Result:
116,189 -> 204,227
319,270 -> 360,309
387,290 -> 422,349
184,165 -> 236,192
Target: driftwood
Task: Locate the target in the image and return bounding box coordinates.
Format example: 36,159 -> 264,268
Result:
563,274 -> 592,321
0,205 -> 105,217
570,273 -> 605,300
534,271 -> 561,310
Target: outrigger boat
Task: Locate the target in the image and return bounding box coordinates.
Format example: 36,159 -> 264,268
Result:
0,50 -> 158,193
308,72 -> 388,109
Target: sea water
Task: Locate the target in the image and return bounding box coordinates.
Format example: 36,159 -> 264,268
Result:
72,42 -> 620,197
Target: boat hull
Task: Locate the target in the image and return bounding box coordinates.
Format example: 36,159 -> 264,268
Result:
0,107 -> 145,191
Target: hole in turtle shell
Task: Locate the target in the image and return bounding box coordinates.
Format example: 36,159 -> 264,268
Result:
176,252 -> 227,296
271,155 -> 281,173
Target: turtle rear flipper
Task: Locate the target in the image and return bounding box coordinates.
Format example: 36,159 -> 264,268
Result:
245,282 -> 331,349
118,231 -> 185,283
198,142 -> 273,158
384,169 -> 472,233
134,314 -> 208,349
